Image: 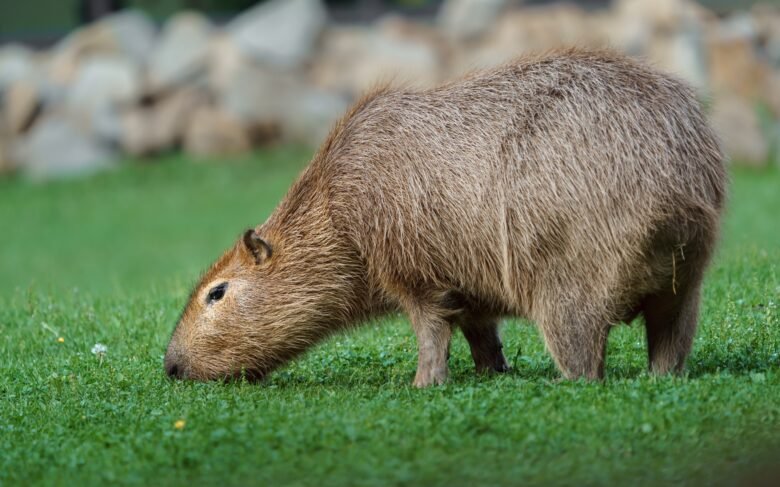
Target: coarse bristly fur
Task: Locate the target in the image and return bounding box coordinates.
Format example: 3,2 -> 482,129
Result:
165,48 -> 727,387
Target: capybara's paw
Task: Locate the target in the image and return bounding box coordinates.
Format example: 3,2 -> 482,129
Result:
413,366 -> 448,388
473,351 -> 510,374
493,358 -> 510,373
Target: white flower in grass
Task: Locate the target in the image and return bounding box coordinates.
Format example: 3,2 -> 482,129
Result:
91,343 -> 108,356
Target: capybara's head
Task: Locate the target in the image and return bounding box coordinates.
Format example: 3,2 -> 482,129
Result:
164,228 -> 329,381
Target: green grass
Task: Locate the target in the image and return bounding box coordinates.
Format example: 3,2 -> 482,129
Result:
1,150 -> 779,486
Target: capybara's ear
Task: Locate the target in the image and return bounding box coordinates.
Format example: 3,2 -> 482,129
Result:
243,229 -> 272,264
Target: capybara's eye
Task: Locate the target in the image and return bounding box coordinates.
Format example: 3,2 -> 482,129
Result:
206,282 -> 228,304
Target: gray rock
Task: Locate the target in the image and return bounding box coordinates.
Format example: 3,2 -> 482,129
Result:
207,34 -> 247,94
710,96 -> 769,167
608,0 -> 709,91
767,33 -> 780,69
437,0 -> 506,41
614,0 -> 688,33
610,0 -> 701,56
450,4 -> 601,75
0,45 -> 40,92
148,12 -> 213,92
211,42 -> 300,122
101,10 -> 157,66
281,88 -> 349,147
648,28 -> 708,91
50,10 -> 156,66
606,5 -> 651,55
311,23 -> 441,96
228,0 -> 327,67
212,44 -> 348,148
3,81 -> 40,135
707,37 -> 769,101
0,125 -> 16,174
766,70 -> 780,118
216,62 -> 298,126
66,55 -> 141,137
120,88 -> 207,156
718,12 -> 757,43
18,115 -> 117,180
183,106 -> 251,158
46,10 -> 154,88
752,6 -> 780,67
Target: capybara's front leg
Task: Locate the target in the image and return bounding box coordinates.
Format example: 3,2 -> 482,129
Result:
460,318 -> 510,374
539,312 -> 609,380
405,303 -> 453,387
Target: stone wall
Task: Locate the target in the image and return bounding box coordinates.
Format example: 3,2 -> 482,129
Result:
1,0 -> 779,179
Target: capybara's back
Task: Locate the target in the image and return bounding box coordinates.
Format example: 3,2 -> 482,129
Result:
166,49 -> 726,387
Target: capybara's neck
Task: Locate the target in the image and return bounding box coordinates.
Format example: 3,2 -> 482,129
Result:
261,162 -> 382,333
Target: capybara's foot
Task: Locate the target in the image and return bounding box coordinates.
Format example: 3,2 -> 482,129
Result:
540,315 -> 608,381
555,354 -> 605,381
413,364 -> 449,387
404,297 -> 453,388
460,320 -> 510,374
644,278 -> 702,376
472,347 -> 510,374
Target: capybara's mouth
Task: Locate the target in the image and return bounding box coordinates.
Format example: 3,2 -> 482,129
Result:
165,361 -> 266,383
225,368 -> 266,384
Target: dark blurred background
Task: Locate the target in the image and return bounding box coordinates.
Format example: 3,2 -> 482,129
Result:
0,0 -> 774,44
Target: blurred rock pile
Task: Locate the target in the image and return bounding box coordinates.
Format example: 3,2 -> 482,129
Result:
1,0 -> 780,179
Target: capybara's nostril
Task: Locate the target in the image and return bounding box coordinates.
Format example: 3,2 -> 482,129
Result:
166,362 -> 180,379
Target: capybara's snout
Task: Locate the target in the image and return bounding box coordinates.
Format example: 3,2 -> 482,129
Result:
164,358 -> 182,379
163,341 -> 189,380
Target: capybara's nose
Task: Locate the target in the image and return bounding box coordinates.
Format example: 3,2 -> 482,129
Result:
165,361 -> 181,379
164,351 -> 186,379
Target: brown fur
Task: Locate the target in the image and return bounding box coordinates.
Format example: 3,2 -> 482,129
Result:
165,48 -> 726,386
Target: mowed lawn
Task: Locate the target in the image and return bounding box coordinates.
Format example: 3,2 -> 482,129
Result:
0,149 -> 778,486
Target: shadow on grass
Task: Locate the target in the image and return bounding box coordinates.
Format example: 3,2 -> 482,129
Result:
687,352 -> 779,378
151,315 -> 779,389
160,355 -> 778,392
254,343 -> 778,390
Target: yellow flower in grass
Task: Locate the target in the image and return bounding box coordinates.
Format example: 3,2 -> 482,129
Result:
57,337 -> 64,343
174,419 -> 186,430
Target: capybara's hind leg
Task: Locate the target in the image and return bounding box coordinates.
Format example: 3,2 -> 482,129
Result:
643,280 -> 702,375
460,317 -> 510,374
402,299 -> 453,388
539,313 -> 609,380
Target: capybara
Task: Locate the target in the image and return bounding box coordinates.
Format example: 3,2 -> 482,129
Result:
165,49 -> 726,386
